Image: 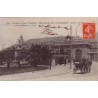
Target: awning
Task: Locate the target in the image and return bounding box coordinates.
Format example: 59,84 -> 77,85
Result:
88,52 -> 98,54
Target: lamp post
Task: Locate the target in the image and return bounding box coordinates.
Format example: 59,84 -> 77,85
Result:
65,25 -> 73,69
69,25 -> 72,69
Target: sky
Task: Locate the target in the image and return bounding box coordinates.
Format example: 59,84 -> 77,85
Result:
0,17 -> 98,50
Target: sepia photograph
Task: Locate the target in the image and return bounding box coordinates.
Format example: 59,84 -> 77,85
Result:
0,17 -> 98,81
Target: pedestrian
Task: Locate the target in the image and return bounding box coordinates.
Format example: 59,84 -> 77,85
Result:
82,56 -> 87,73
51,57 -> 56,66
68,58 -> 71,65
17,60 -> 21,68
7,59 -> 10,69
64,57 -> 66,66
48,58 -> 52,70
87,57 -> 92,73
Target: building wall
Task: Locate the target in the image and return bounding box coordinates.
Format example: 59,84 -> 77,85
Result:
51,44 -> 91,65
88,41 -> 98,61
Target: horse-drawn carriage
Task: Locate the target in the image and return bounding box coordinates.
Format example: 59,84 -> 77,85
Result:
73,58 -> 92,74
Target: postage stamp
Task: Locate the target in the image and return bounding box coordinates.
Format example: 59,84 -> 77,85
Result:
83,23 -> 96,39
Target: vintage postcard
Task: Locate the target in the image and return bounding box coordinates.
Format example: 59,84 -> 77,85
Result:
0,17 -> 98,80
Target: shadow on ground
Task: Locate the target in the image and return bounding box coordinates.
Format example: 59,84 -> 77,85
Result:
0,65 -> 49,76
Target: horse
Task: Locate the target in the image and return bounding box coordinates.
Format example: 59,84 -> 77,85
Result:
73,60 -> 84,74
73,58 -> 92,74
83,60 -> 92,73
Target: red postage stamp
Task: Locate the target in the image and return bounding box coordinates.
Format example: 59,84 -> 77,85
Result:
83,23 -> 96,39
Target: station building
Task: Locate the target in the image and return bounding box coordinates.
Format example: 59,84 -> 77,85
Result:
50,36 -> 98,64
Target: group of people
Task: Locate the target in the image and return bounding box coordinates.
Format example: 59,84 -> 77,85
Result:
51,56 -> 71,66
58,57 -> 71,65
54,56 -> 92,68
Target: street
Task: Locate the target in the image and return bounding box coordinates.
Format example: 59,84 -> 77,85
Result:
0,61 -> 98,81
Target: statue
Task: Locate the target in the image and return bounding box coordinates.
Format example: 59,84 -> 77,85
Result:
18,35 -> 24,46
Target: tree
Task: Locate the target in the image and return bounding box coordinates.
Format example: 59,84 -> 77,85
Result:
0,47 -> 15,69
27,44 -> 52,68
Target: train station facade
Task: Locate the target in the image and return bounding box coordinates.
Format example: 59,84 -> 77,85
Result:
50,36 -> 98,64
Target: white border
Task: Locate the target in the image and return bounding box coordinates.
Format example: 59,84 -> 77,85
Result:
0,0 -> 98,17
0,0 -> 98,98
0,81 -> 98,98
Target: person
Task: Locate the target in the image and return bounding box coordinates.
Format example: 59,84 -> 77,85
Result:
51,57 -> 56,66
17,60 -> 21,68
28,57 -> 34,67
87,57 -> 92,73
68,58 -> 71,65
64,57 -> 66,66
48,58 -> 52,70
7,59 -> 10,69
82,56 -> 87,65
59,57 -> 64,65
82,56 -> 87,73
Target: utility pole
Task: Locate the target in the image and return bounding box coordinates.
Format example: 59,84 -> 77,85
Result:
65,25 -> 73,69
70,25 -> 72,69
76,23 -> 80,37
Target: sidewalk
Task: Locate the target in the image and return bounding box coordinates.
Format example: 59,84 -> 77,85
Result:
0,64 -> 72,81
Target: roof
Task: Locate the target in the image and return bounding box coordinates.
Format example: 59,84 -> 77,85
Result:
51,36 -> 92,47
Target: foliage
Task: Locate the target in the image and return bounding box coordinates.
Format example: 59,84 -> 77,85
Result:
27,44 -> 52,65
0,47 -> 15,64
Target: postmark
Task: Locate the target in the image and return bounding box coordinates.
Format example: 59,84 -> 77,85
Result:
83,23 -> 96,39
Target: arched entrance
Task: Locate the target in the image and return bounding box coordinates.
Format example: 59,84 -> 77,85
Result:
75,49 -> 82,61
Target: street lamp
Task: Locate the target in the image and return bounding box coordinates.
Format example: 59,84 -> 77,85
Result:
65,25 -> 73,69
